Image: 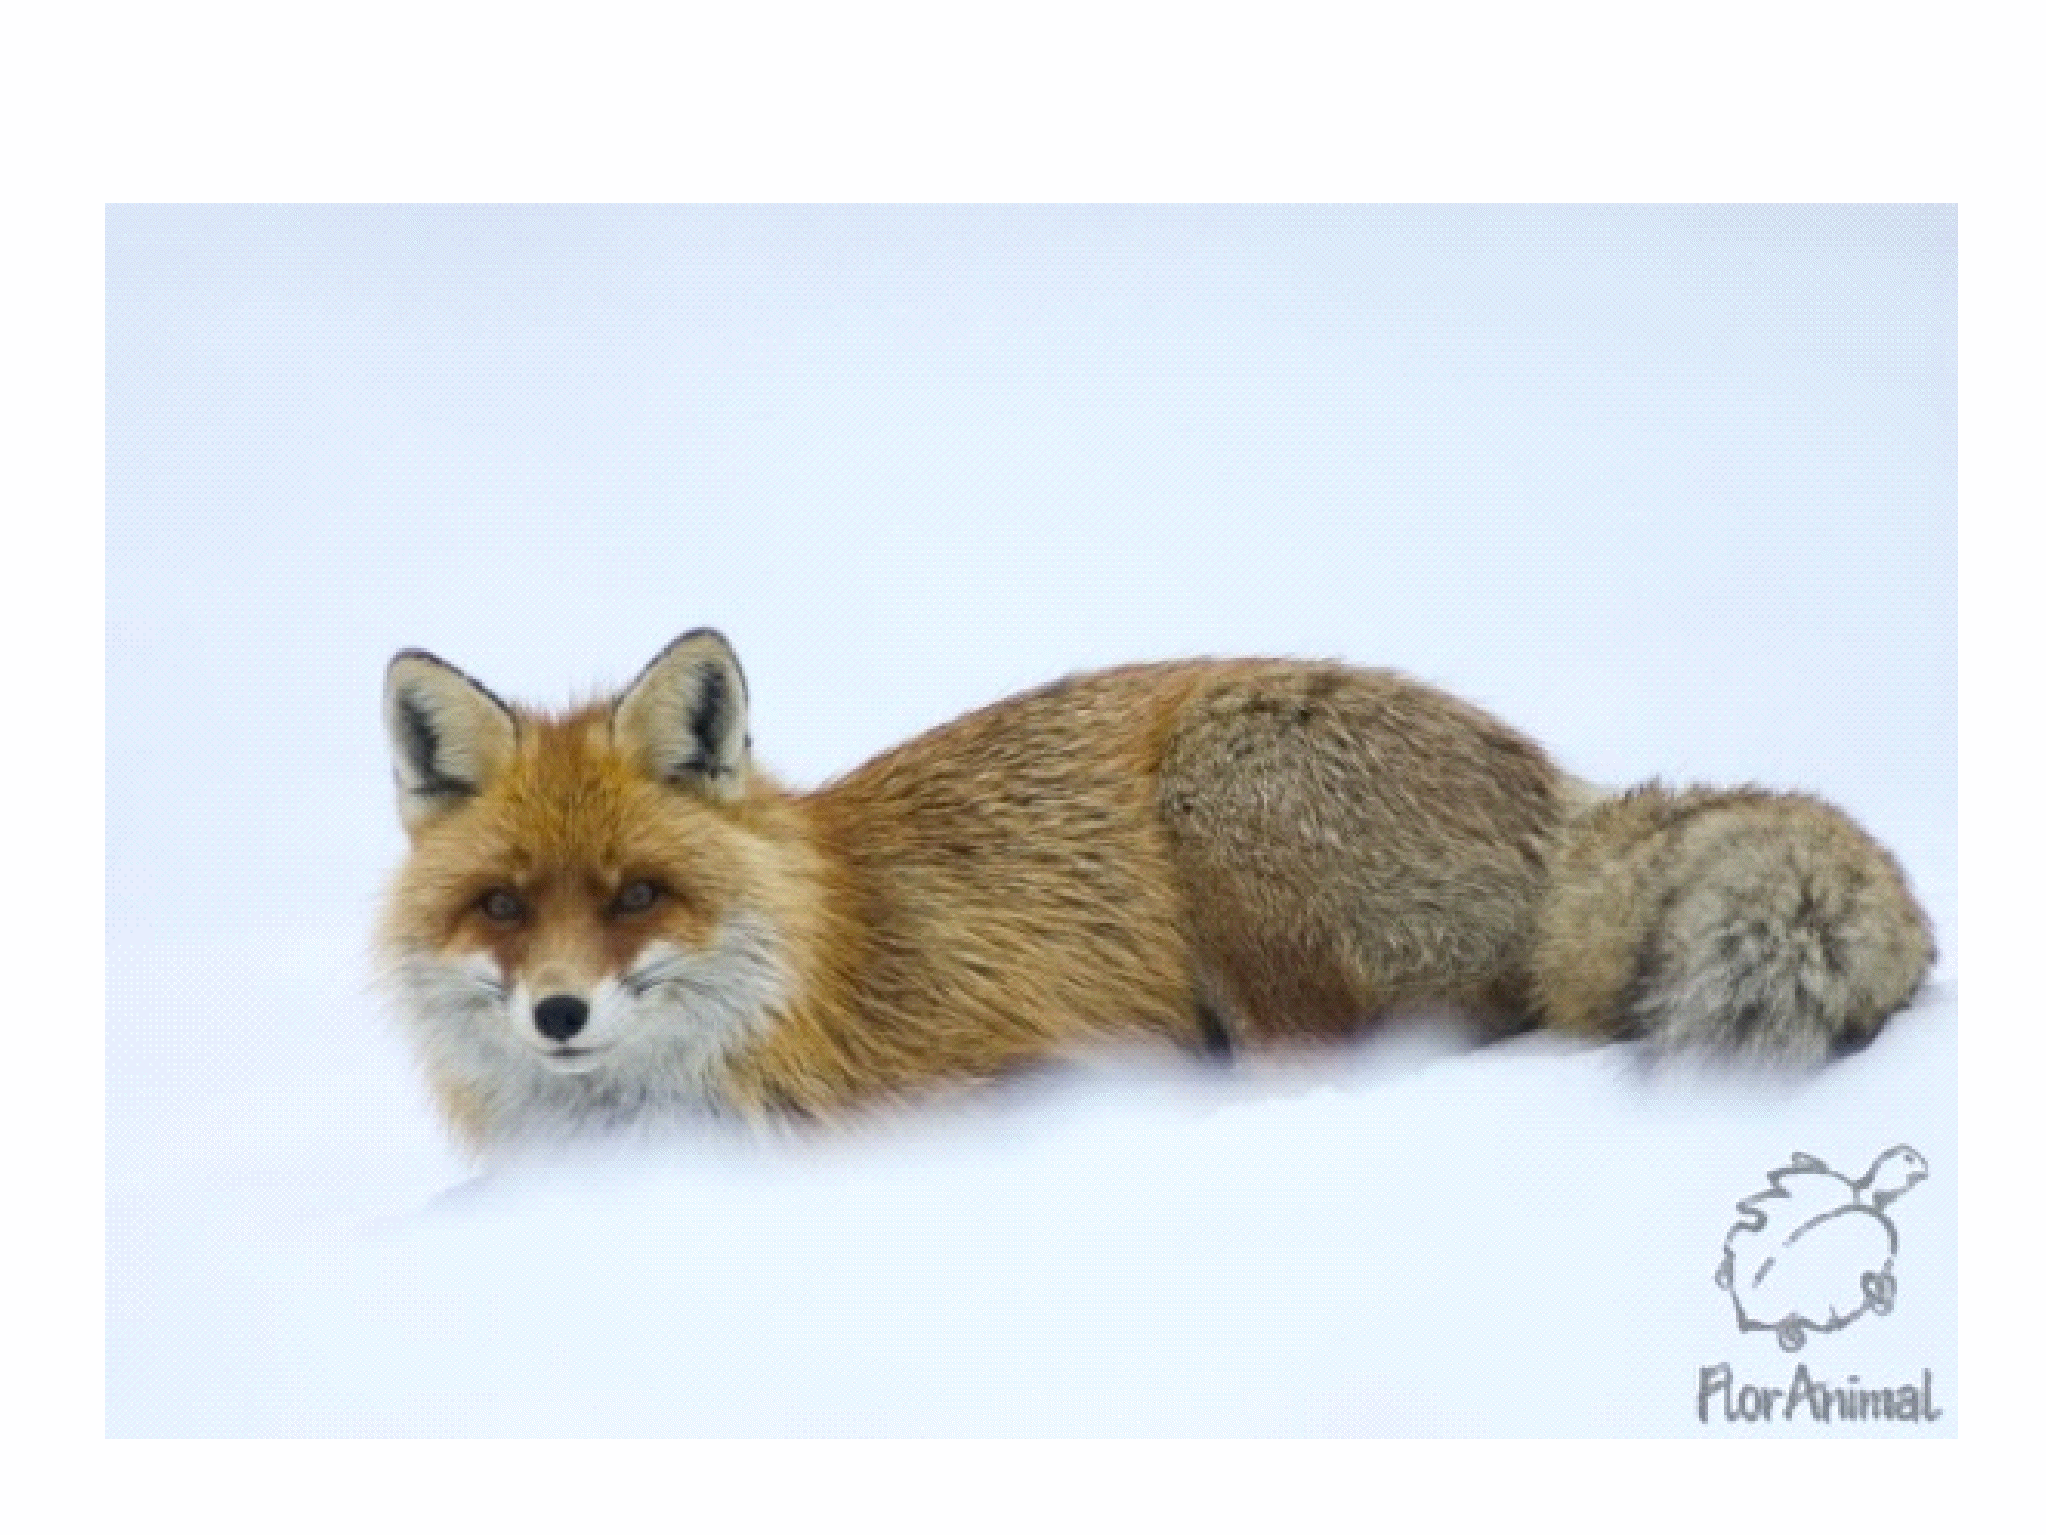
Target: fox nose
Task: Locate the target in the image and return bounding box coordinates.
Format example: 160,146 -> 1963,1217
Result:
533,994 -> 590,1042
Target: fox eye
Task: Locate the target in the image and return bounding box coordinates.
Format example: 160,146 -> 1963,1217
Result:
478,887 -> 525,922
612,879 -> 662,916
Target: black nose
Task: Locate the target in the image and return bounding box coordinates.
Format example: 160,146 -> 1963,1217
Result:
533,994 -> 589,1042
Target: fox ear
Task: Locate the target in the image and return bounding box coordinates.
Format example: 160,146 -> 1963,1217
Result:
613,628 -> 751,799
383,650 -> 518,834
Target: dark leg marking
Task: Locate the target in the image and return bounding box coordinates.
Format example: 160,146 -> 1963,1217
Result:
1196,997 -> 1234,1062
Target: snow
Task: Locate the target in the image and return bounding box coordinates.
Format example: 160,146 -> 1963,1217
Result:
107,206 -> 1957,1444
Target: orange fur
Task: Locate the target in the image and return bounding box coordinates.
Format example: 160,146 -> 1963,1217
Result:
378,633 -> 1934,1147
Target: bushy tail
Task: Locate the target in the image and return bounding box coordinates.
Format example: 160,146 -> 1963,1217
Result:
1530,783 -> 1935,1065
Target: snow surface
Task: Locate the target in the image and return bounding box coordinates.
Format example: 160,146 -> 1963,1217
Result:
107,205 -> 1956,1438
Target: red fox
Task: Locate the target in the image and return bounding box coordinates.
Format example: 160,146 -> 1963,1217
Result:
378,630 -> 1935,1150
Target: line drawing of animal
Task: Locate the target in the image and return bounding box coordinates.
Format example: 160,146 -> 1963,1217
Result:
1716,1145 -> 1928,1351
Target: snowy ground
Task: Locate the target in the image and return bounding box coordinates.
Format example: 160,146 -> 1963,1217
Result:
107,205 -> 1958,1442
107,961 -> 1958,1438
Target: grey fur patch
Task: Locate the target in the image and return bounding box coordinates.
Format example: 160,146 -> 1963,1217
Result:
1594,790 -> 1932,1067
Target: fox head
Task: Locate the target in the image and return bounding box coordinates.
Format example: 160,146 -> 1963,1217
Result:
377,629 -> 802,1144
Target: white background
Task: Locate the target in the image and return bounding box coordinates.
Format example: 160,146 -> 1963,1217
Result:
8,3 -> 2039,1532
107,202 -> 1957,1438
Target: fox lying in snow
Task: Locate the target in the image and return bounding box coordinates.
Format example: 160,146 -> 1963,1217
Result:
378,631 -> 1934,1151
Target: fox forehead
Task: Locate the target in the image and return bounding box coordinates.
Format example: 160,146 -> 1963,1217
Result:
421,704 -> 734,877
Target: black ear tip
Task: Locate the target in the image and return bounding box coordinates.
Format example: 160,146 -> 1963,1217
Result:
388,647 -> 451,679
637,628 -> 748,702
668,627 -> 741,673
383,650 -> 517,725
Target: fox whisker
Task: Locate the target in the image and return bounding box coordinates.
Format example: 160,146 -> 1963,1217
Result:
623,958 -> 690,996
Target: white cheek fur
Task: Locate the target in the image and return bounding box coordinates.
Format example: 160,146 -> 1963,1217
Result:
382,913 -> 790,1147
